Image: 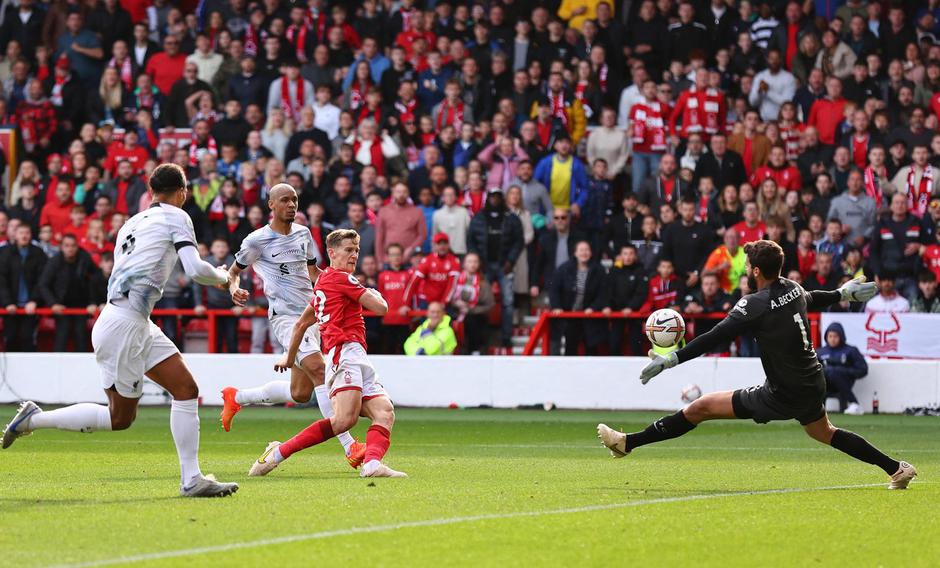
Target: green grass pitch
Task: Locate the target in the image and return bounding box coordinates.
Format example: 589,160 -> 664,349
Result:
1,406 -> 938,567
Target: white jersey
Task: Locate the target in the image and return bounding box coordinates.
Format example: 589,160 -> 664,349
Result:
234,223 -> 321,317
108,202 -> 199,317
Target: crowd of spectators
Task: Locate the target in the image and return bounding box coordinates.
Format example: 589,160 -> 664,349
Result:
1,0 -> 940,356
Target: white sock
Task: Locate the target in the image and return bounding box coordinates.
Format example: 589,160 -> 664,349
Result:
170,399 -> 203,487
273,446 -> 284,464
27,403 -> 112,433
314,385 -> 355,453
234,381 -> 294,405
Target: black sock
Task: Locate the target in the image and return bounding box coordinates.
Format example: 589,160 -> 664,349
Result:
830,429 -> 900,475
626,411 -> 696,450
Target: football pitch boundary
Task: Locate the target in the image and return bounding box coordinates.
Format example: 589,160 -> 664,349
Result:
48,482 -> 884,568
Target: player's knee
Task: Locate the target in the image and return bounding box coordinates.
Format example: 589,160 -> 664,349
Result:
110,412 -> 135,431
170,382 -> 199,401
291,385 -> 312,404
331,412 -> 359,433
374,408 -> 395,429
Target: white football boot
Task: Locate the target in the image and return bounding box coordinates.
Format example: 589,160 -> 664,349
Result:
248,441 -> 282,477
844,403 -> 864,415
597,423 -> 630,458
180,474 -> 239,497
889,461 -> 917,490
360,460 -> 408,478
2,401 -> 41,449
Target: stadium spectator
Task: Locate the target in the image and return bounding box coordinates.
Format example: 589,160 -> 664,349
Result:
703,229 -> 746,294
39,181 -> 76,244
38,234 -> 99,352
431,186 -> 472,256
549,240 -> 608,356
404,233 -> 460,308
911,271 -> 940,313
749,49 -> 797,121
606,244 -> 648,355
663,198 -> 713,290
818,322 -> 868,415
146,34 -> 187,96
693,133 -> 747,191
404,301 -> 457,356
193,238 -> 240,353
891,144 -> 940,218
377,243 -> 412,354
468,187 -> 523,348
646,258 -> 683,311
0,225 -> 46,351
804,251 -> 841,301
508,159 -> 553,226
865,272 -> 911,313
728,109 -> 771,176
504,185 -> 535,312
636,153 -> 690,217
534,134 -> 588,212
376,182 -> 427,265
871,193 -> 924,300
450,252 -> 495,355
828,170 -> 877,248
681,273 -> 732,353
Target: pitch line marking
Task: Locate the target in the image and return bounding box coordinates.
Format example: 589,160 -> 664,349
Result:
48,483 -> 883,568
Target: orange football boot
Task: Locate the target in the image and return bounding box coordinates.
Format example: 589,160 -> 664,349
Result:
346,439 -> 367,469
220,387 -> 242,432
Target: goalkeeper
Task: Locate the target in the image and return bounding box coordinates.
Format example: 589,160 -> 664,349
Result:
597,240 -> 917,489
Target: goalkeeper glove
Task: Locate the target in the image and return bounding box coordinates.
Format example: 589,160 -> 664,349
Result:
838,275 -> 878,303
639,349 -> 678,385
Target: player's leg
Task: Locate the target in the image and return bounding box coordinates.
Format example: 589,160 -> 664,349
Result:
359,395 -> 407,477
146,353 -> 238,496
299,353 -> 365,465
802,412 -> 917,489
2,391 -> 124,449
598,391 -> 736,457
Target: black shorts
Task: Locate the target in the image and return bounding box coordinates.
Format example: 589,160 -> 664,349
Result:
732,385 -> 826,426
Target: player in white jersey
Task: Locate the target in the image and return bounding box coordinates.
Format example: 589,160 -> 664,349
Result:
1,164 -> 238,498
220,184 -> 366,468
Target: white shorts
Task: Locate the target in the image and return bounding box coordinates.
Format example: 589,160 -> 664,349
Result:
325,342 -> 388,400
91,304 -> 179,398
270,314 -> 321,365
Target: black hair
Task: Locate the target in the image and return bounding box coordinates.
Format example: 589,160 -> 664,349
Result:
149,163 -> 187,195
743,239 -> 784,279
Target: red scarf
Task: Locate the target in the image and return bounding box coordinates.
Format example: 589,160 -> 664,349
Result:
684,86 -> 723,136
864,165 -> 887,209
358,104 -> 382,125
400,7 -> 416,31
109,56 -> 134,90
349,81 -> 369,110
281,76 -> 305,121
353,138 -> 386,175
597,63 -> 608,92
550,91 -> 567,125
630,101 -> 667,153
286,23 -> 308,61
451,272 -> 481,318
305,8 -> 328,42
436,100 -> 464,131
189,133 -> 218,167
50,73 -> 68,107
536,119 -> 552,147
244,25 -> 259,56
394,99 -> 417,123
907,166 -> 933,217
36,63 -> 49,82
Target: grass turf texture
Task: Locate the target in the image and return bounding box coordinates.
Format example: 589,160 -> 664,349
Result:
1,406 -> 937,567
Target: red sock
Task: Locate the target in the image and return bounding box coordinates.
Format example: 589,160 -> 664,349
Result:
279,418 -> 335,459
364,424 -> 391,463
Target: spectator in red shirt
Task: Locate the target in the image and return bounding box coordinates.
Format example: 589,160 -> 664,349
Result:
750,146 -> 802,192
104,160 -> 148,216
145,34 -> 187,95
61,205 -> 89,241
79,218 -> 114,264
377,243 -> 413,353
39,180 -> 75,244
731,201 -> 767,245
404,232 -> 460,307
103,129 -> 151,176
808,76 -> 847,146
646,258 -> 683,311
14,78 -> 57,160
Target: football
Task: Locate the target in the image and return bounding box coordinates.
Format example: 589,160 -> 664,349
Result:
644,309 -> 686,348
681,384 -> 703,403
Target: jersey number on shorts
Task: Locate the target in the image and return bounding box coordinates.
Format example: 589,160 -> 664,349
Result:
792,313 -> 811,351
314,290 -> 330,324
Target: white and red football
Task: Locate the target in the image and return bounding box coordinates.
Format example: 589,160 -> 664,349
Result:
644,309 -> 686,348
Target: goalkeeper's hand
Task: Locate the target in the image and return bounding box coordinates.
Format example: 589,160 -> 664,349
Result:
639,349 -> 678,385
838,275 -> 878,303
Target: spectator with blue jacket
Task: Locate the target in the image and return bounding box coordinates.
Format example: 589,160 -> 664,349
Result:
571,158 -> 613,257
533,134 -> 589,212
818,322 -> 868,415
341,37 -> 389,92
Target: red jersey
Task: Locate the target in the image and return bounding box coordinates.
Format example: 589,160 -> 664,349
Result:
405,253 -> 460,304
750,165 -> 802,192
312,267 -> 368,355
924,244 -> 940,281
732,220 -> 766,245
629,100 -> 668,154
377,267 -> 412,325
668,87 -> 726,140
104,143 -> 151,176
647,274 -> 680,310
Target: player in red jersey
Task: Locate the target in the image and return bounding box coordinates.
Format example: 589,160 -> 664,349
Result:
249,229 -> 407,478
403,232 -> 460,306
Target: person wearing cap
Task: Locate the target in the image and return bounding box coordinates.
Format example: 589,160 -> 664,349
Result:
43,54 -> 85,144
468,186 -> 524,347
533,133 -> 589,211
403,232 -> 461,307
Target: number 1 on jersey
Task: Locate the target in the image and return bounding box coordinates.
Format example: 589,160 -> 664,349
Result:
792,313 -> 811,351
314,290 -> 330,324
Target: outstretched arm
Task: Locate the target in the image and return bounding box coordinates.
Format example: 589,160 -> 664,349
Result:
178,246 -> 228,286
806,277 -> 878,311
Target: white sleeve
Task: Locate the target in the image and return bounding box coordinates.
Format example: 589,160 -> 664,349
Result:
234,232 -> 262,268
306,230 -> 321,265
168,209 -> 199,251
178,246 -> 229,286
